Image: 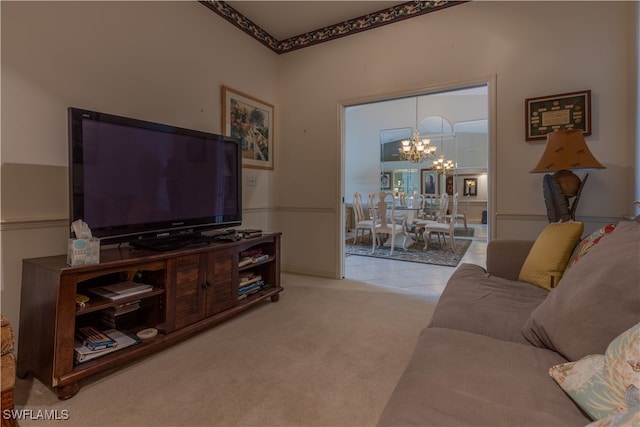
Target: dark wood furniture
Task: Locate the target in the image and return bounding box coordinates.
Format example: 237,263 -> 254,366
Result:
17,233 -> 281,399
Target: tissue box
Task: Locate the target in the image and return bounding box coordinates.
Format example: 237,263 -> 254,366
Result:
67,238 -> 100,266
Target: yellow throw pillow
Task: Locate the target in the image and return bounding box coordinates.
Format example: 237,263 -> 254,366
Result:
518,221 -> 584,291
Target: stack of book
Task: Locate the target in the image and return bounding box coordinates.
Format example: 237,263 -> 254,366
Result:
238,273 -> 264,300
76,326 -> 117,351
101,300 -> 140,330
74,328 -> 139,364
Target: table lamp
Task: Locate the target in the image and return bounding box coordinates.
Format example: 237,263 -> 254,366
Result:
531,129 -> 605,221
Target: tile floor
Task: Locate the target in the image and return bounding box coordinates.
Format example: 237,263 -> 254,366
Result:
344,223 -> 488,301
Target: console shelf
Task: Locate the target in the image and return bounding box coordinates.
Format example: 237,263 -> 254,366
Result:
17,232 -> 282,399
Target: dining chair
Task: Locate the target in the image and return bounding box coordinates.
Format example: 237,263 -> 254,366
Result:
423,192 -> 458,251
446,194 -> 469,230
414,193 -> 448,241
351,192 -> 373,243
370,191 -> 407,256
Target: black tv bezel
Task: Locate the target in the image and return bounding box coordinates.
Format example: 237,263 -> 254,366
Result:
68,107 -> 242,246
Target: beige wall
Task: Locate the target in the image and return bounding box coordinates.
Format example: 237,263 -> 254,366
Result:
0,1 -> 279,330
1,1 -> 637,331
276,1 -> 636,275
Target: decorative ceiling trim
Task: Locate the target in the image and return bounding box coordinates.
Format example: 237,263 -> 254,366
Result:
200,1 -> 467,55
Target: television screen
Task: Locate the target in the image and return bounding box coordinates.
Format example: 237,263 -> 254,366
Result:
69,107 -> 242,247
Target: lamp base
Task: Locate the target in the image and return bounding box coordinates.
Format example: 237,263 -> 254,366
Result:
542,172 -> 590,222
553,170 -> 582,198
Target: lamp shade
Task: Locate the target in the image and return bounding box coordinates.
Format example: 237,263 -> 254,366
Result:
531,129 -> 605,173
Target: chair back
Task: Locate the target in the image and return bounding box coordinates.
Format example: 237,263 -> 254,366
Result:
447,193 -> 459,233
353,192 -> 367,222
435,193 -> 449,222
371,191 -> 395,232
422,194 -> 438,219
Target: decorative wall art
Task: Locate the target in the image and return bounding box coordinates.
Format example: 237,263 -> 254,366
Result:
380,172 -> 392,190
420,170 -> 438,195
446,175 -> 454,196
222,85 -> 274,170
525,90 -> 591,141
463,178 -> 477,196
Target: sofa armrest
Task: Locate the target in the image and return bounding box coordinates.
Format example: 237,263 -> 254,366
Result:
486,240 -> 534,281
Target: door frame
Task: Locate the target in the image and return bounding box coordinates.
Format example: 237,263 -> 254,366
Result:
337,75 -> 497,278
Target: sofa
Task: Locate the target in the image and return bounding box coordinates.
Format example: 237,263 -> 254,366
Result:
378,218 -> 640,427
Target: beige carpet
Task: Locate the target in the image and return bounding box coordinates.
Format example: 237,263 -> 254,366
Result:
14,273 -> 436,427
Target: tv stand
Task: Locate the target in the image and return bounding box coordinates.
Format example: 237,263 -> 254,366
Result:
17,232 -> 282,399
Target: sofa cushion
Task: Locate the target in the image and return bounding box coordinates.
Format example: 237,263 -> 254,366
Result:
548,322 -> 640,421
428,263 -> 548,343
521,220 -> 640,361
518,221 -> 584,290
377,327 -> 591,427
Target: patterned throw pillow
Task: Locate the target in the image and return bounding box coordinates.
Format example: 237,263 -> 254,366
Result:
548,322 -> 640,421
518,221 -> 584,290
565,223 -> 617,271
585,407 -> 640,427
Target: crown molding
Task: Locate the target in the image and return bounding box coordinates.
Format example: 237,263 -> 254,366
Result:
200,1 -> 466,54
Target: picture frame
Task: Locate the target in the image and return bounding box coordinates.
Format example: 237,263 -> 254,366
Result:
380,172 -> 392,190
445,175 -> 454,196
463,178 -> 477,196
420,170 -> 438,195
222,85 -> 274,170
525,90 -> 591,141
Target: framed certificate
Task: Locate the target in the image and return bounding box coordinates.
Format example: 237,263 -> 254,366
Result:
525,90 -> 591,141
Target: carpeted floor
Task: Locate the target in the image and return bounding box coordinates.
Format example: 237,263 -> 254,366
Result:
14,274 -> 436,427
345,234 -> 471,267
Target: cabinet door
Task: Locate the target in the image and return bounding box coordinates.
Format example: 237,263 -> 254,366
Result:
174,254 -> 206,329
205,248 -> 234,316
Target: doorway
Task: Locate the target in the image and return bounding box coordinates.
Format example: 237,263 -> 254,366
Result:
339,78 -> 496,285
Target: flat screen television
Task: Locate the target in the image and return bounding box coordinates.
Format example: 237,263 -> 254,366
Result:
69,107 -> 242,250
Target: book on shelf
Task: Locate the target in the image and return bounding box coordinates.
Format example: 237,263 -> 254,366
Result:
239,254 -> 269,266
89,281 -> 153,301
76,326 -> 117,351
238,280 -> 265,296
239,273 -> 262,286
105,300 -> 141,315
74,329 -> 140,363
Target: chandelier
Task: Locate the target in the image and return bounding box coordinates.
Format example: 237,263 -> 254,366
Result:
398,131 -> 437,163
430,155 -> 455,175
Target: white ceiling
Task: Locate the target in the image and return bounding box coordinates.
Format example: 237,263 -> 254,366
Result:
226,1 -> 405,40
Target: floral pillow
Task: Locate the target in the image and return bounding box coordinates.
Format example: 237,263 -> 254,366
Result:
565,223 -> 616,271
585,406 -> 640,427
548,322 -> 640,421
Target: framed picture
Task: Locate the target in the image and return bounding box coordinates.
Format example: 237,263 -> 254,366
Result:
420,170 -> 438,195
380,172 -> 391,190
222,85 -> 274,170
445,175 -> 454,196
525,90 -> 591,141
463,178 -> 477,196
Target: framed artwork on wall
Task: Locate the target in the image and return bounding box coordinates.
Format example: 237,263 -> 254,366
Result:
222,85 -> 274,170
446,175 -> 454,196
380,172 -> 391,190
525,90 -> 591,141
420,170 -> 438,195
463,178 -> 478,196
